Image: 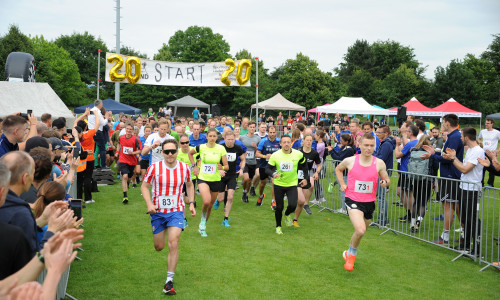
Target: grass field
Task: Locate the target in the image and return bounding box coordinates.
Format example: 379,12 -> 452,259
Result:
66,176 -> 500,299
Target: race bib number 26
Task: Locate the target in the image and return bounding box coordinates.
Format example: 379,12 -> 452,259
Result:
354,180 -> 373,193
280,162 -> 293,172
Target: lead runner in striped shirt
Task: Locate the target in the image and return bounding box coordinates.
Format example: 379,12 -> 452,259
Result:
141,139 -> 196,296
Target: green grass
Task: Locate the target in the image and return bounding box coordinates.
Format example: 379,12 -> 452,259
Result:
66,177 -> 500,299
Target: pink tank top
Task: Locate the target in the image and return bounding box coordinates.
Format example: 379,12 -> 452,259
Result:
345,155 -> 378,202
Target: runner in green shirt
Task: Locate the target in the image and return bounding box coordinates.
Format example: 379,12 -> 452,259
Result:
189,128 -> 229,237
266,135 -> 308,235
177,134 -> 199,227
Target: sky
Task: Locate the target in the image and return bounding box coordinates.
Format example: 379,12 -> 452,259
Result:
1,0 -> 499,79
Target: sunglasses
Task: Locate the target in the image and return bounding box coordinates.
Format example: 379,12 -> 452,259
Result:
180,141 -> 189,145
163,149 -> 177,155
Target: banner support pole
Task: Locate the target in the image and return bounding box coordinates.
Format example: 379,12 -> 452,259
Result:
255,57 -> 259,124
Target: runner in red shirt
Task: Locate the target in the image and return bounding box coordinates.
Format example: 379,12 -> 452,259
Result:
286,115 -> 293,130
142,139 -> 196,295
118,122 -> 142,204
335,133 -> 390,271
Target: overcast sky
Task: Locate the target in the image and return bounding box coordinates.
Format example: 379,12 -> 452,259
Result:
1,0 -> 499,79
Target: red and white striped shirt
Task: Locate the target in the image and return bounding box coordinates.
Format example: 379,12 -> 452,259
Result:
144,160 -> 191,213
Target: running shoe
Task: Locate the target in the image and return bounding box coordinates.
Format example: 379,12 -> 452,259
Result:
241,193 -> 249,203
433,237 -> 449,245
285,215 -> 293,227
292,220 -> 300,227
304,205 -> 312,215
343,251 -> 356,272
257,194 -> 264,206
163,281 -> 176,295
214,200 -> 220,210
85,199 -> 95,204
184,218 -> 188,228
276,226 -> 283,235
132,183 -> 137,188
249,186 -> 256,196
199,219 -> 207,231
221,219 -> 231,227
199,228 -> 208,237
122,197 -> 128,204
271,200 -> 276,211
433,214 -> 444,221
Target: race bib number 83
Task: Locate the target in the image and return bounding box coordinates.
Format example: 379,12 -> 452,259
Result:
158,195 -> 178,210
354,180 -> 373,193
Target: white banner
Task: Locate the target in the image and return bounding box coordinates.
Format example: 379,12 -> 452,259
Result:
104,53 -> 251,87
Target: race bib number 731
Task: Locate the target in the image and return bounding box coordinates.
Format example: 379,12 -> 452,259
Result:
354,180 -> 373,193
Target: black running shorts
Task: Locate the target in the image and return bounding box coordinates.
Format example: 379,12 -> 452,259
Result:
345,197 -> 376,220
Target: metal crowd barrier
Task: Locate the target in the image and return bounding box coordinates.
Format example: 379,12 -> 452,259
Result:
314,158 -> 500,271
36,266 -> 77,300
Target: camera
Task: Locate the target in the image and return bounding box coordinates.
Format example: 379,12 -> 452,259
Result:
70,199 -> 83,220
19,109 -> 32,120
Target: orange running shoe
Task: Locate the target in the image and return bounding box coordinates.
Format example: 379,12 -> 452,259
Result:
271,200 -> 276,211
343,250 -> 356,271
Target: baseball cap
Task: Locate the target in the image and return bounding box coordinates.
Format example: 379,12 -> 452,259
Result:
49,137 -> 68,151
24,136 -> 50,153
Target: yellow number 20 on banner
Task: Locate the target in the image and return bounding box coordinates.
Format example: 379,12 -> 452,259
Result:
220,59 -> 252,86
107,54 -> 141,84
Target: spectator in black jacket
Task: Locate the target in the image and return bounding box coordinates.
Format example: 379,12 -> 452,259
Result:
328,133 -> 356,213
374,125 -> 396,226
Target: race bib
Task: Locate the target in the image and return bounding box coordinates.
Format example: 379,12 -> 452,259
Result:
201,163 -> 217,174
154,147 -> 162,154
246,151 -> 255,159
158,195 -> 178,210
354,181 -> 373,193
484,140 -> 492,148
280,162 -> 293,172
298,170 -> 304,179
226,153 -> 236,162
123,146 -> 133,155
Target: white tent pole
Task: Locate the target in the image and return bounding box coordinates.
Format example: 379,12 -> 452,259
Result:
255,57 -> 259,124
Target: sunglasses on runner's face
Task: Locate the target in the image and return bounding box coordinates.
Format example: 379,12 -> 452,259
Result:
163,149 -> 177,155
180,141 -> 189,145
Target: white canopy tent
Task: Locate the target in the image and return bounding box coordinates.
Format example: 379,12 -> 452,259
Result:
167,95 -> 211,117
0,82 -> 74,121
251,93 -> 305,119
317,97 -> 389,115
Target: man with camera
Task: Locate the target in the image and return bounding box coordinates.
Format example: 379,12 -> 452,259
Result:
0,113 -> 37,158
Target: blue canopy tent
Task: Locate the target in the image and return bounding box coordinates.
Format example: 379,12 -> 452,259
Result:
74,99 -> 142,115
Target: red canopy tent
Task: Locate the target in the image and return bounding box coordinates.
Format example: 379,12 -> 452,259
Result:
388,97 -> 441,117
431,98 -> 482,118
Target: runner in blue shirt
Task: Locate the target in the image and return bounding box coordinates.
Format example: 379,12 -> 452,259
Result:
256,126 -> 281,209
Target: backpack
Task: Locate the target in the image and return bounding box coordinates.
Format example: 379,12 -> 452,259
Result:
408,148 -> 430,180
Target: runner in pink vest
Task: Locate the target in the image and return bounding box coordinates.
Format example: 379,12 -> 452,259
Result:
335,133 -> 391,271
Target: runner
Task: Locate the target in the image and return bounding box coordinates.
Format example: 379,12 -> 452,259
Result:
239,122 -> 261,203
142,139 -> 196,295
139,125 -> 152,180
216,130 -> 246,227
335,133 -> 391,271
176,134 -> 198,227
256,126 -> 280,209
117,122 -> 142,204
142,119 -> 175,165
189,128 -> 229,237
293,133 -> 322,225
266,135 -> 308,235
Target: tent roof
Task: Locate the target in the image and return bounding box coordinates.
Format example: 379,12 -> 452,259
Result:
251,93 -> 306,111
317,97 -> 389,115
432,98 -> 481,118
167,95 -> 210,108
0,82 -> 74,119
486,112 -> 500,120
387,97 -> 441,116
74,99 -> 141,115
307,104 -> 329,113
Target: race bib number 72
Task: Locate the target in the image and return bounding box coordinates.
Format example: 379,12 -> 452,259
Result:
201,163 -> 216,174
354,180 -> 373,193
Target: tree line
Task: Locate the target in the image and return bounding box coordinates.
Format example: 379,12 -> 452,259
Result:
0,25 -> 498,117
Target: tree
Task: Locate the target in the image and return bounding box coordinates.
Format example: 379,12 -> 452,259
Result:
481,34 -> 500,75
0,25 -> 34,80
272,53 -> 335,109
335,40 -> 372,80
32,36 -> 88,106
55,32 -> 109,84
345,69 -> 375,99
380,64 -> 421,108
